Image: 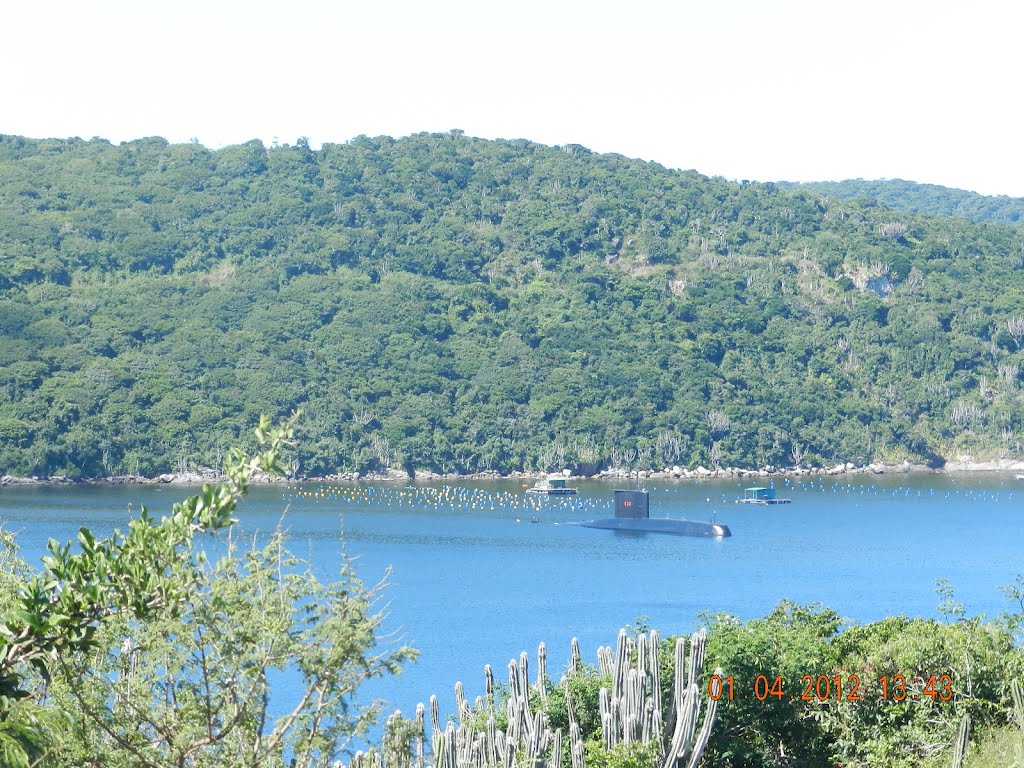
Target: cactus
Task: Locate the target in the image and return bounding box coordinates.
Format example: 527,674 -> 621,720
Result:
950,713 -> 969,768
537,642 -> 549,702
343,628 -> 720,768
1013,678 -> 1024,731
570,638 -> 582,675
568,721 -> 585,768
485,664 -> 495,703
431,694 -> 441,736
416,703 -> 426,768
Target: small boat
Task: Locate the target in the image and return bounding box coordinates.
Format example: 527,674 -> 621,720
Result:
735,486 -> 791,505
525,475 -> 578,496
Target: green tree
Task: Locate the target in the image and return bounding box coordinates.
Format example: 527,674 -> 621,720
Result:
701,601 -> 841,767
0,413 -> 415,766
46,529 -> 414,768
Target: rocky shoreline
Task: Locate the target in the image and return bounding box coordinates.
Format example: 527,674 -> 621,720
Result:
4,457 -> 1024,488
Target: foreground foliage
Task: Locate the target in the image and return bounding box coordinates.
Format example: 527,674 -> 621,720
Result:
355,602 -> 1024,768
0,415 -> 415,767
2,134 -> 1024,477
701,601 -> 1024,768
43,529 -> 414,768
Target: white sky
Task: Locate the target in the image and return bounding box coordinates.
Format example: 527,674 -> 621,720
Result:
5,0 -> 1022,196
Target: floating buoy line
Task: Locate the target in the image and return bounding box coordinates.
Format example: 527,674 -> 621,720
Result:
282,484 -> 614,517
282,477 -> 1014,518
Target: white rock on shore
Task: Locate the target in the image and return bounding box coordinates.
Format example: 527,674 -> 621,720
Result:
6,456 -> 1024,487
941,457 -> 1024,472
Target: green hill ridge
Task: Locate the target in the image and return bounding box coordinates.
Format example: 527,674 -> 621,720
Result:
2,132 -> 1023,478
777,178 -> 1024,226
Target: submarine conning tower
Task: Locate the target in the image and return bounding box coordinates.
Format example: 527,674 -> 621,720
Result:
614,489 -> 650,519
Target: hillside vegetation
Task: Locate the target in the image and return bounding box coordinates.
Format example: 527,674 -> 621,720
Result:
2,132 -> 1024,478
778,178 -> 1024,226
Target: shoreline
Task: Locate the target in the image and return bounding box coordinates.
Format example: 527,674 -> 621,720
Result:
4,458 -> 1024,488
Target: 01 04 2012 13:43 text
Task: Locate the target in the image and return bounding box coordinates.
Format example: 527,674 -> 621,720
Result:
707,673 -> 954,703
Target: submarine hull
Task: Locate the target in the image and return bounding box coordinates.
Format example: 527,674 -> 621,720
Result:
579,517 -> 731,538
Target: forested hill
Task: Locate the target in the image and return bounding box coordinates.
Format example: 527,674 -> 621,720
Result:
778,178 -> 1024,226
2,132 -> 1024,479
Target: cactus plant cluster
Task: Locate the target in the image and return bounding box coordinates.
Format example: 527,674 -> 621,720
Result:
344,628 -> 721,768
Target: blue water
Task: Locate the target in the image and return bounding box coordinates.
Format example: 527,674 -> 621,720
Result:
1,474 -> 1022,726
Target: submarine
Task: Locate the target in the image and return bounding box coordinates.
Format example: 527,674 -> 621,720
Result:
579,488 -> 731,538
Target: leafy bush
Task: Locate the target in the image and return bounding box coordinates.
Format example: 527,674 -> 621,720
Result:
700,600 -> 1024,768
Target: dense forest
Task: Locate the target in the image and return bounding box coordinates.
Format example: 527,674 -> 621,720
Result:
779,179 -> 1024,226
2,132 -> 1024,479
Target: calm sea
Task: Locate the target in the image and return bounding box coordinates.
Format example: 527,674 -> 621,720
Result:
2,474 -> 1022,726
